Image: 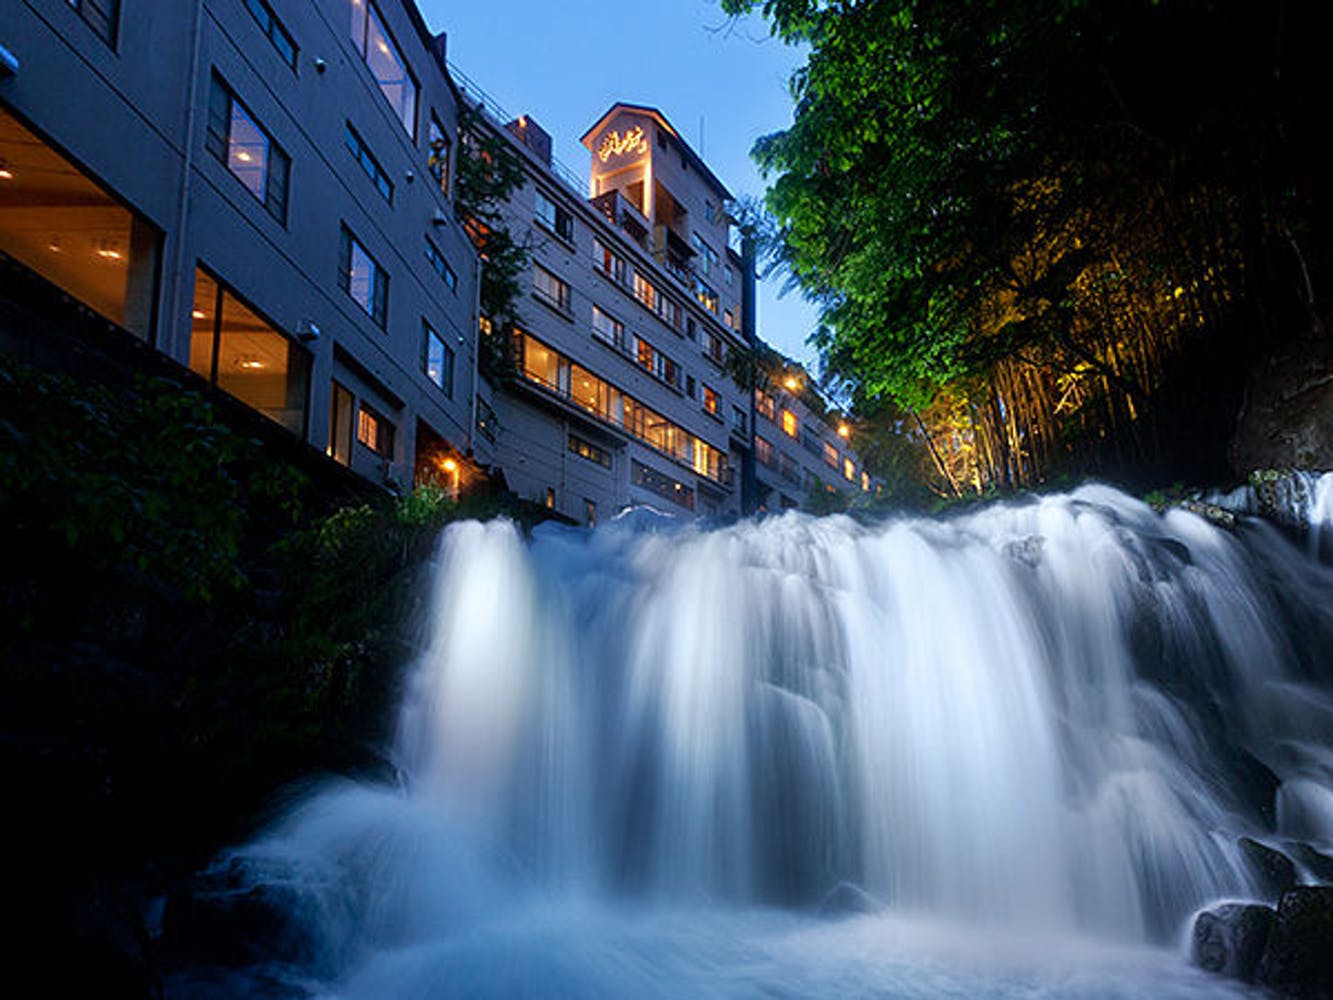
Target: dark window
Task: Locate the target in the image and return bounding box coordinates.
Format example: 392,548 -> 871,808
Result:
534,265 -> 570,312
349,0 -> 418,135
244,0 -> 297,70
67,0 -> 119,46
422,321 -> 455,397
344,123 -> 393,202
732,406 -> 747,433
535,189 -> 573,242
338,225 -> 388,327
425,241 -> 458,292
569,434 -> 612,469
591,305 -> 623,349
632,460 -> 694,510
207,75 -> 290,223
428,114 -> 451,196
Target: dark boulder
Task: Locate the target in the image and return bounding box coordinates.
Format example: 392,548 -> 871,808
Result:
818,881 -> 883,917
1241,837 -> 1298,900
161,864 -> 320,970
1257,887 -> 1333,995
1291,843 -> 1333,884
1191,902 -> 1275,982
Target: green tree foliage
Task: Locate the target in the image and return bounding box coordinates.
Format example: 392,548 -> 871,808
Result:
454,103 -> 530,378
724,0 -> 1330,491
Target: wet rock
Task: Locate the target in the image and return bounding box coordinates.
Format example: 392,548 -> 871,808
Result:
1179,500 -> 1238,529
1003,535 -> 1044,568
818,881 -> 882,916
1241,837 -> 1298,900
1191,902 -> 1275,982
1290,843 -> 1333,883
1257,887 -> 1333,994
161,865 -> 319,969
1229,335 -> 1333,475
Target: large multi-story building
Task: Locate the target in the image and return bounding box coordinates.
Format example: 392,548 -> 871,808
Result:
0,0 -> 873,518
1,0 -> 480,488
451,79 -> 756,522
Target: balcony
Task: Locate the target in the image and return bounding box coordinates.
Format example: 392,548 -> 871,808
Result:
590,190 -> 651,251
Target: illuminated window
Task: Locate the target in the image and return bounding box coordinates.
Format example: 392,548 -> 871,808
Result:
349,0 -> 418,135
584,499 -> 597,526
516,332 -> 727,484
703,385 -> 719,415
823,441 -> 839,468
0,105 -> 160,340
755,390 -> 776,420
328,381 -> 355,465
345,123 -> 393,202
244,0 -> 297,70
723,309 -> 734,330
862,470 -> 871,492
427,114 -> 451,196
189,267 -> 310,435
633,271 -> 657,310
421,321 -> 454,396
338,225 -> 388,327
67,0 -> 119,46
844,457 -> 856,481
591,305 -> 624,349
535,189 -> 573,242
534,264 -> 570,312
693,277 -> 718,313
357,403 -> 395,458
569,434 -> 612,469
594,239 -> 626,284
206,75 -> 290,223
425,240 -> 457,292
544,486 -> 556,509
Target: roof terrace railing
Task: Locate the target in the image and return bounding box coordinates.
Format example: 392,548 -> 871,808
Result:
447,61 -> 589,197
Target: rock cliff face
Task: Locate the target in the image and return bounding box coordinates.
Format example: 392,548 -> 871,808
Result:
1230,335 -> 1333,473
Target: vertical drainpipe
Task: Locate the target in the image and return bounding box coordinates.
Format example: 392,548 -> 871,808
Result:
741,230 -> 758,515
468,247 -> 481,457
166,0 -> 205,361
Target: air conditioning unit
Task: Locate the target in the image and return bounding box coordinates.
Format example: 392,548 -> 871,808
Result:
295,318 -> 321,342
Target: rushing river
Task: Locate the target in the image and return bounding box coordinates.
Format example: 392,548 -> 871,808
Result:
184,482 -> 1333,998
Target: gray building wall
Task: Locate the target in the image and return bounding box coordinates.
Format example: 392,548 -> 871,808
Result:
0,0 -> 480,488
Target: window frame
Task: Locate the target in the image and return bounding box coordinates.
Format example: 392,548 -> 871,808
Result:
344,122 -> 394,202
206,73 -> 291,224
534,189 -> 573,242
356,401 -> 396,458
349,0 -> 419,137
425,239 -> 458,293
421,320 -> 455,397
244,0 -> 298,71
67,0 -> 120,47
338,225 -> 389,328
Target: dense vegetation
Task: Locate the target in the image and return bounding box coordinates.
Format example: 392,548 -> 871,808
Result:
0,356 -> 553,993
726,0 -> 1331,497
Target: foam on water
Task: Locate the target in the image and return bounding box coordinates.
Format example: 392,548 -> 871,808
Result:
210,484 -> 1333,997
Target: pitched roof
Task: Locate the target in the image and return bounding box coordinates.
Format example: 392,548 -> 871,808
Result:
580,102 -> 733,201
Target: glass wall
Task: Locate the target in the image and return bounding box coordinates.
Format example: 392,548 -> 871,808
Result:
190,267 -> 309,435
516,330 -> 727,485
0,106 -> 159,340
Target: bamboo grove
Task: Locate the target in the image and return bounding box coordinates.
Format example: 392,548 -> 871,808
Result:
726,0 -> 1330,498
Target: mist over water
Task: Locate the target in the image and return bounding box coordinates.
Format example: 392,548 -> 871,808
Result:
217,483 -> 1333,998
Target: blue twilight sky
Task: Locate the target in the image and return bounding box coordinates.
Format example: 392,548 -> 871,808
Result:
417,0 -> 823,370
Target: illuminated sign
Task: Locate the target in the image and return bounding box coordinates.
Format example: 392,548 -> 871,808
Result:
596,125 -> 648,163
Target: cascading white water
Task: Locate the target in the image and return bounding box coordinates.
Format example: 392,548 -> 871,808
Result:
214,485 -> 1333,998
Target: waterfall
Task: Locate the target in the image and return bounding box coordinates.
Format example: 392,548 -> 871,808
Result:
211,484 -> 1333,998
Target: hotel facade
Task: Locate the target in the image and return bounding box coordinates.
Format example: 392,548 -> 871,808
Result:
0,0 -> 874,518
